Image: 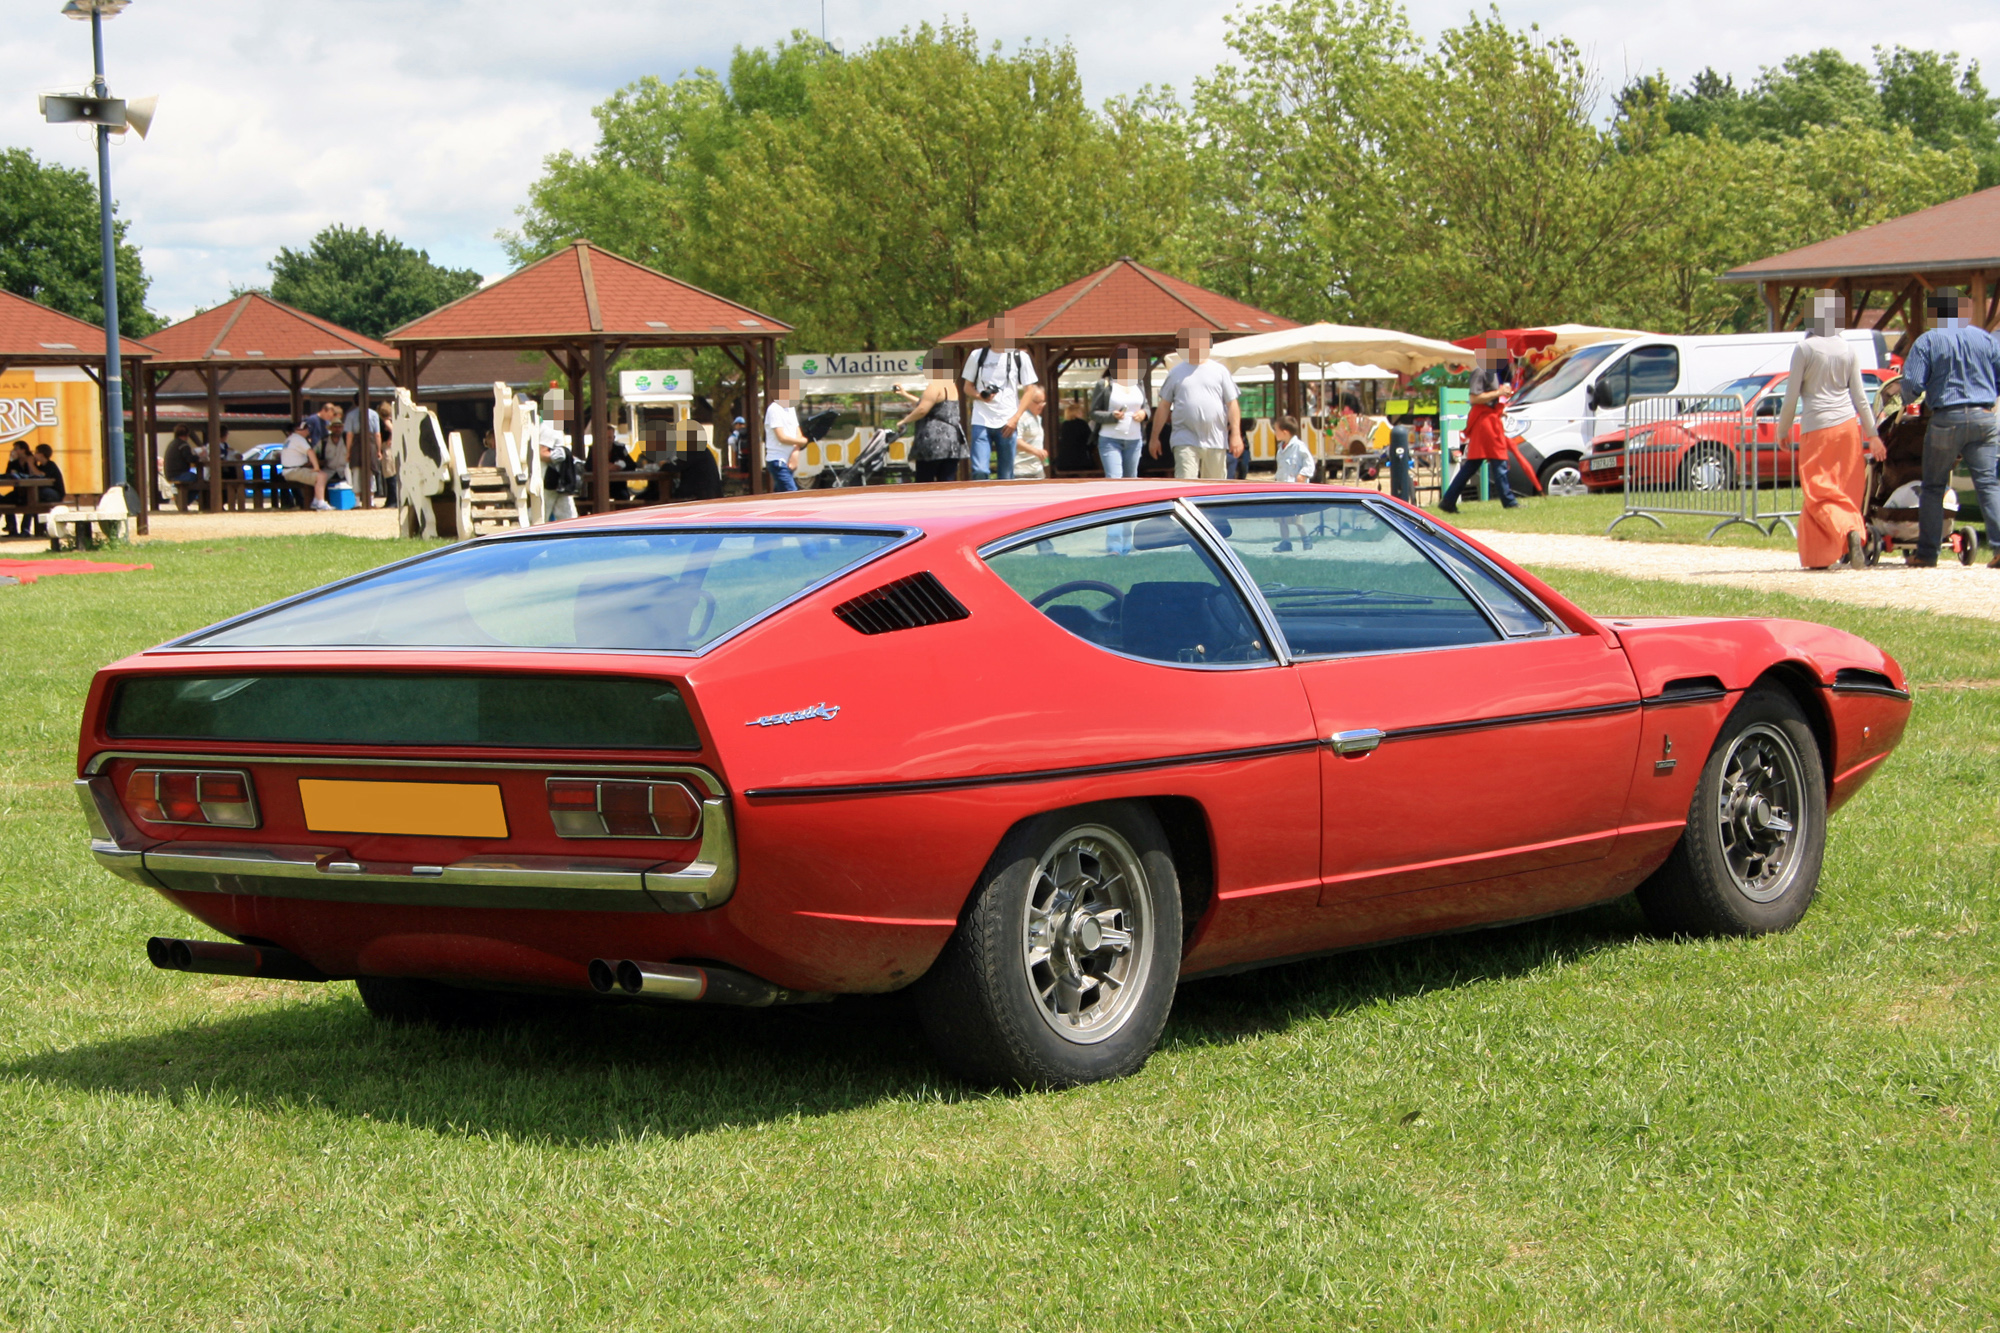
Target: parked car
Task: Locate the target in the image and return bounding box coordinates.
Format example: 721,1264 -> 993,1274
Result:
1505,330 -> 1888,497
78,481 -> 1910,1086
1581,369 -> 1892,493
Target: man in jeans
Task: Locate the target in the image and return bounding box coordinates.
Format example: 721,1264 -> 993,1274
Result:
1149,326 -> 1242,479
962,314 -> 1037,480
763,368 -> 809,491
1905,289 -> 2000,568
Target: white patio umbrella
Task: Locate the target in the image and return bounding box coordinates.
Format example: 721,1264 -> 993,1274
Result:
1533,324 -> 1654,356
1210,323 -> 1469,376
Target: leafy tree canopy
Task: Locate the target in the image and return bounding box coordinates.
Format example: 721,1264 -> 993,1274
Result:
0,146 -> 160,337
267,225 -> 482,338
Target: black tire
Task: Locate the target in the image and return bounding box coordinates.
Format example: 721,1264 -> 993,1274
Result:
1636,685 -> 1827,937
1678,443 -> 1734,493
1537,457 -> 1587,497
915,802 -> 1183,1087
355,975 -> 519,1029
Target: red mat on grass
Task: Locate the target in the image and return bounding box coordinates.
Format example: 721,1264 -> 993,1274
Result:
0,558 -> 153,586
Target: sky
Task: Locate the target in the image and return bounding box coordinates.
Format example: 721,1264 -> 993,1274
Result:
6,0 -> 1998,322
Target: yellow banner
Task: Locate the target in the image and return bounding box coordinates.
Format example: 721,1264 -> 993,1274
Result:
0,370 -> 102,494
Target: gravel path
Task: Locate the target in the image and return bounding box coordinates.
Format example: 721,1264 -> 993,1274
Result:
1467,528 -> 2000,623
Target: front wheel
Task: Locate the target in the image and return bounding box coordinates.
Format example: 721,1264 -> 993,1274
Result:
1538,457 -> 1587,497
1636,685 -> 1827,936
915,802 -> 1182,1087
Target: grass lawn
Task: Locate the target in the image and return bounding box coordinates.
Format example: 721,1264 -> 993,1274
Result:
1,539 -> 1994,1330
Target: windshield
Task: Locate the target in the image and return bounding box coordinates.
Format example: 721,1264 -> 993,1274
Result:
1510,342 -> 1619,407
184,528 -> 903,653
1707,375 -> 1771,404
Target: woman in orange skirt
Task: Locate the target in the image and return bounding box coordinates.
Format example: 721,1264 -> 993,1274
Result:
1778,291 -> 1885,569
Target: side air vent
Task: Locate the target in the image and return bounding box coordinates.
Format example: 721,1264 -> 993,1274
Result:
1833,667 -> 1904,696
834,571 -> 971,635
1649,675 -> 1727,705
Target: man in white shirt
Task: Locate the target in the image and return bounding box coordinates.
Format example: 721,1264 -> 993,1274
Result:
537,392 -> 578,521
962,314 -> 1038,480
279,420 -> 333,510
764,369 -> 809,492
1150,327 -> 1242,480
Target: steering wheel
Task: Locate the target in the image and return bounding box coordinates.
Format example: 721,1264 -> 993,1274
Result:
1032,580 -> 1124,613
689,588 -> 718,640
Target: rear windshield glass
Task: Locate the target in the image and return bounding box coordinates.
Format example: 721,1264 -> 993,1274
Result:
1511,342 -> 1618,406
182,529 -> 902,653
109,674 -> 700,750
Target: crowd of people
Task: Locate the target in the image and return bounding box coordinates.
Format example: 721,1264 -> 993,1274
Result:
157,399 -> 401,514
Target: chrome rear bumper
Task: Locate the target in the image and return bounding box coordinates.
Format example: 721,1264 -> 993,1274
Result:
77,778 -> 737,913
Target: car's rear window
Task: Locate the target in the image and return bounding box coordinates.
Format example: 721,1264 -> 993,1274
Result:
108,673 -> 700,750
181,529 -> 903,653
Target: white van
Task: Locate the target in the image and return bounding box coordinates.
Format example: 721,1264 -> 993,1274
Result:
1504,329 -> 1888,495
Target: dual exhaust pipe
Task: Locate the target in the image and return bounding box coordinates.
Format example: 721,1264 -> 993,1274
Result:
147,936 -> 329,982
587,958 -> 816,1008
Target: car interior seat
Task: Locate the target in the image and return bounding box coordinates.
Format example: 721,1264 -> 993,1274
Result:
1119,581 -> 1260,663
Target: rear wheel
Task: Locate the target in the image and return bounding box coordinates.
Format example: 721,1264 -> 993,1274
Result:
915,802 -> 1182,1087
1636,686 -> 1826,936
356,976 -> 520,1028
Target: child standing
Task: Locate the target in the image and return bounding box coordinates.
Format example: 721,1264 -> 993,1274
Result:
1273,416 -> 1315,551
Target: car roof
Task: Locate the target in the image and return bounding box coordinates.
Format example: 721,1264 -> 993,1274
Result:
545,479 -> 1384,548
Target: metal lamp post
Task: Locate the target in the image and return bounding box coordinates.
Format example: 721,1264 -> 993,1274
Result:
46,0 -> 138,492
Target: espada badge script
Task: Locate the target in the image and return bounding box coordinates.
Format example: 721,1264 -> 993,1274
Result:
747,702 -> 842,727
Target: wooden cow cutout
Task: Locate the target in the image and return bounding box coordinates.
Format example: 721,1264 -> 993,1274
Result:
389,389 -> 473,540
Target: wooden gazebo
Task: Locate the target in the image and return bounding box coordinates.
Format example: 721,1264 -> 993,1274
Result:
144,293 -> 397,512
940,259 -> 1300,473
1722,185 -> 2000,353
0,289 -> 159,532
386,242 -> 792,508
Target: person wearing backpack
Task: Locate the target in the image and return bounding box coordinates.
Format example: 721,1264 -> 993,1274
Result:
961,315 -> 1038,480
538,392 -> 579,521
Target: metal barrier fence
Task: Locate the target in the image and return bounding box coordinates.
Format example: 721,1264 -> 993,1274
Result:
1604,394 -> 1802,538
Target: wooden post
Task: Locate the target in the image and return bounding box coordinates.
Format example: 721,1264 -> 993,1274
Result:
746,340 -> 764,495
588,337 -> 611,514
1972,272 -> 1992,331
565,353 -> 586,508
287,366 -> 304,428
132,362 -> 150,534
1763,281 -> 1782,332
355,362 -> 374,507
204,366 -> 223,514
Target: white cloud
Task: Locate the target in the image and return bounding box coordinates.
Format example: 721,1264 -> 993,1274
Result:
5,0 -> 1995,321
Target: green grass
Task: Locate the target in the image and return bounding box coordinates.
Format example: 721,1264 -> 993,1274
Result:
1,539 -> 1995,1329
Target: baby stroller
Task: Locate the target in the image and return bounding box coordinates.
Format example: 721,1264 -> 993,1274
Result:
811,428 -> 894,489
1862,407 -> 1981,565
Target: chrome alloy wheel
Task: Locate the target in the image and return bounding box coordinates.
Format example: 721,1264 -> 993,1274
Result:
1021,825 -> 1150,1043
1717,722 -> 1808,902
1543,463 -> 1587,497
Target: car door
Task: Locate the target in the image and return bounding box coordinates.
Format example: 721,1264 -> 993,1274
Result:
1191,496 -> 1641,909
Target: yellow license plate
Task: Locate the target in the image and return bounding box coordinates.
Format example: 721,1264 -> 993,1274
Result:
298,779 -> 509,838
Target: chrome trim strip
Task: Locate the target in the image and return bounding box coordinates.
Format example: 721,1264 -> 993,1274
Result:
74,778 -> 115,841
1383,699 -> 1639,741
743,739 -> 1321,800
1643,686 -> 1731,707
82,751 -> 725,797
149,523 -> 922,659
1174,498 -> 1293,667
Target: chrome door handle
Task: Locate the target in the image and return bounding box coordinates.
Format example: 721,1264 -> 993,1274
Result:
1328,728 -> 1385,756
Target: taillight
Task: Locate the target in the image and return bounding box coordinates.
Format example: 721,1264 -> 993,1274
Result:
546,779 -> 701,839
124,768 -> 259,828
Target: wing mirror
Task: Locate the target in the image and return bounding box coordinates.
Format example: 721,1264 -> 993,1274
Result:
1589,380 -> 1616,410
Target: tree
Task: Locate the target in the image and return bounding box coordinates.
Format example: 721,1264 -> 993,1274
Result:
0,147 -> 159,336
1876,45 -> 2000,186
267,225 -> 481,338
1183,0 -> 1416,324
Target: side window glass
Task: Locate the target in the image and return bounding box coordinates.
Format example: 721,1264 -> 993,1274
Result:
1755,393 -> 1782,418
985,513 -> 1273,666
1412,534 -> 1553,637
1194,501 -> 1501,656
1596,357 -> 1630,409
1627,345 -> 1680,397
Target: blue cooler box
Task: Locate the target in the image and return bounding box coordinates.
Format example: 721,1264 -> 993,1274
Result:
327,483 -> 357,510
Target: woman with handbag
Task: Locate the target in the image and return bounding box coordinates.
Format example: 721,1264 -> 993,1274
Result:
1092,344 -> 1148,478
899,346 -> 967,483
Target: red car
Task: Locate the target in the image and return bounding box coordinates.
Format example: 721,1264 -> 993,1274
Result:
78,482 -> 1909,1085
1582,370 -> 1890,493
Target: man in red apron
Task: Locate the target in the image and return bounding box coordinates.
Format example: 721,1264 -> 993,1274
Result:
1439,338 -> 1519,513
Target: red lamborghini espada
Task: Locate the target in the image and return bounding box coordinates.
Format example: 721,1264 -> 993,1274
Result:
78,481 -> 1910,1085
